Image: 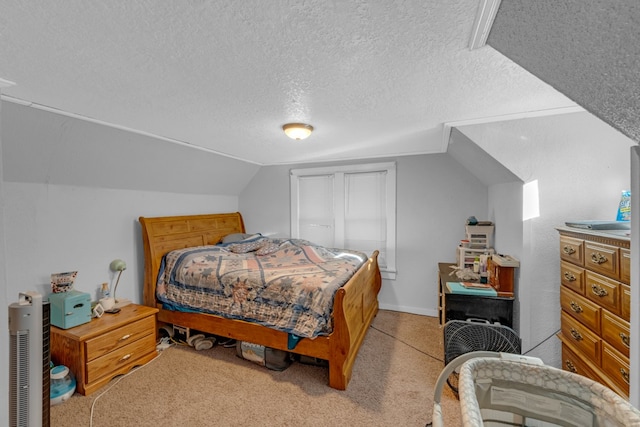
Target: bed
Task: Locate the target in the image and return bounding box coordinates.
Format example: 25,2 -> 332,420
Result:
139,212 -> 382,390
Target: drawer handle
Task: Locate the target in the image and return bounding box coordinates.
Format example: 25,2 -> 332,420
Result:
120,354 -> 132,362
591,284 -> 608,297
119,334 -> 132,341
570,328 -> 583,341
569,301 -> 583,314
563,246 -> 576,255
563,272 -> 576,282
565,360 -> 577,373
620,368 -> 630,384
620,332 -> 630,348
590,252 -> 607,265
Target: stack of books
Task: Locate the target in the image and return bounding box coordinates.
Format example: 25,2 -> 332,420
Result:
446,281 -> 497,296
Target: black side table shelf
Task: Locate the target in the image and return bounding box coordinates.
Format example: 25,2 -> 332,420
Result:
438,262 -> 514,328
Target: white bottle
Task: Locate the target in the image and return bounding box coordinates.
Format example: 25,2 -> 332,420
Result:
473,257 -> 480,273
100,282 -> 110,299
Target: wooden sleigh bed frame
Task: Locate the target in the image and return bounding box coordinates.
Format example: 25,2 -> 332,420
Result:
139,212 -> 382,390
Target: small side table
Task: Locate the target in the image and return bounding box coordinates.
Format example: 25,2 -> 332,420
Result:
438,262 -> 514,328
50,303 -> 158,395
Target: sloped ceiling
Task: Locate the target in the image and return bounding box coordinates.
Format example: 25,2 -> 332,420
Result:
487,0 -> 640,144
0,0 -> 576,166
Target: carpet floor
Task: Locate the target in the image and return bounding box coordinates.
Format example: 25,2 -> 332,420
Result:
51,310 -> 462,426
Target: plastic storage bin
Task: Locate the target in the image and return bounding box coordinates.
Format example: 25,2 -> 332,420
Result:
457,247 -> 494,269
465,225 -> 494,249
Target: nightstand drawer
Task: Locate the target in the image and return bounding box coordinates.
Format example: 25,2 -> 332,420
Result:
86,333 -> 156,384
561,312 -> 600,365
560,286 -> 600,333
85,315 -> 156,361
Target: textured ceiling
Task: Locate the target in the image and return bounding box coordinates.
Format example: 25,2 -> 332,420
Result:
0,0 -> 576,165
488,0 -> 640,144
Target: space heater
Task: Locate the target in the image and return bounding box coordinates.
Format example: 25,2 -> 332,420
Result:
9,291 -> 51,427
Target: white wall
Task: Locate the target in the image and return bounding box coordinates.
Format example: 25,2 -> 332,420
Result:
0,102 -> 248,417
239,154 -> 488,316
2,101 -> 260,195
0,87 -> 9,420
3,183 -> 237,303
459,111 -> 636,365
487,181 -> 524,332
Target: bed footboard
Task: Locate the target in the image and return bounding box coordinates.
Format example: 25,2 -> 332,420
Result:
328,250 -> 382,390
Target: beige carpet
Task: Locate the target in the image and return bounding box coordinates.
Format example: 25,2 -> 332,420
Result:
51,310 -> 462,426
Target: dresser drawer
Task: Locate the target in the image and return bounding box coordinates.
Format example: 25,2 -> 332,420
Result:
85,315 -> 156,361
560,286 -> 600,333
585,271 -> 621,315
602,310 -> 630,357
560,312 -> 601,365
584,241 -> 619,279
621,284 -> 631,322
601,341 -> 630,395
560,236 -> 583,265
561,342 -> 602,381
620,248 -> 631,284
86,333 -> 156,384
560,261 -> 585,295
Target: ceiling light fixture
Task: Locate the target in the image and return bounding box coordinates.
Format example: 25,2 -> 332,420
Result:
468,0 -> 502,50
283,123 -> 314,140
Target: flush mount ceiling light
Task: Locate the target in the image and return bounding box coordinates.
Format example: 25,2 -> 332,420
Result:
283,123 -> 314,140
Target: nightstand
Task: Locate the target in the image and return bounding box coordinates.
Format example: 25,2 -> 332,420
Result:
50,303 -> 158,395
438,262 -> 514,327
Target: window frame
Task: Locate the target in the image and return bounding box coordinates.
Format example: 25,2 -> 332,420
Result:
290,162 -> 396,280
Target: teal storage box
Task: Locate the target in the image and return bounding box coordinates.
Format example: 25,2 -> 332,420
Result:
49,290 -> 92,329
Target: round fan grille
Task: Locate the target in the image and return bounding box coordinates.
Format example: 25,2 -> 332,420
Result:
443,320 -> 521,393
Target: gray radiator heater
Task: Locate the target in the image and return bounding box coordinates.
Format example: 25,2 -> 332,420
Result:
9,292 -> 51,427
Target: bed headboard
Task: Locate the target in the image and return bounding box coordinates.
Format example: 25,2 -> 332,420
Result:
138,212 -> 245,307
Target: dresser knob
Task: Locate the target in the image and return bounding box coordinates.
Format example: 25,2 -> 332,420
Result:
570,328 -> 583,341
590,284 -> 608,297
565,360 -> 577,373
569,301 -> 583,313
564,272 -> 576,282
119,334 -> 132,341
120,354 -> 132,362
620,332 -> 630,348
563,246 -> 576,255
590,252 -> 607,265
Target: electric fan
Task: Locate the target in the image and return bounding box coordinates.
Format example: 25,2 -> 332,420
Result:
443,319 -> 521,393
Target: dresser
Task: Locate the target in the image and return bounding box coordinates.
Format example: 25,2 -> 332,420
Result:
50,304 -> 158,395
557,227 -> 631,398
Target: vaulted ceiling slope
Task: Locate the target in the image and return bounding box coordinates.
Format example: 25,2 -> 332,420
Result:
0,1 -> 576,166
488,0 -> 640,144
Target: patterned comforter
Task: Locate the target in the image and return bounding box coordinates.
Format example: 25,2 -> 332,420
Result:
156,237 -> 367,338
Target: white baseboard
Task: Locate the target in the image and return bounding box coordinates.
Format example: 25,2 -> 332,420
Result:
379,303 -> 438,318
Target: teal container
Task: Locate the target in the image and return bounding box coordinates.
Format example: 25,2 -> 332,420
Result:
49,290 -> 92,329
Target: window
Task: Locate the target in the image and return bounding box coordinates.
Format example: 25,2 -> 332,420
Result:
290,162 -> 396,279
